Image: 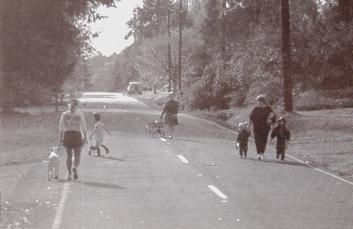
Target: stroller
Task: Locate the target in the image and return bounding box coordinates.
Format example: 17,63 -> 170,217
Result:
88,137 -> 100,156
148,119 -> 165,137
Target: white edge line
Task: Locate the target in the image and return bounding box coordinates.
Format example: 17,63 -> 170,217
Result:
208,185 -> 228,200
160,138 -> 167,142
177,155 -> 189,164
51,183 -> 70,229
287,155 -> 353,186
209,117 -> 353,187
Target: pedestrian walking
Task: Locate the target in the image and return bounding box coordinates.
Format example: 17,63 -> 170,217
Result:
271,117 -> 291,161
160,92 -> 179,139
236,121 -> 251,158
59,99 -> 87,180
89,112 -> 111,156
248,95 -> 276,160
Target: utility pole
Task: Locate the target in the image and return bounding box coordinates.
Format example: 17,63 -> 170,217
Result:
177,0 -> 183,90
221,0 -> 226,71
167,1 -> 172,92
281,0 -> 293,111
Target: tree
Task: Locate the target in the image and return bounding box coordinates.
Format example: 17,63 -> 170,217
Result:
0,0 -> 115,112
200,0 -> 221,54
338,0 -> 352,22
177,0 -> 184,90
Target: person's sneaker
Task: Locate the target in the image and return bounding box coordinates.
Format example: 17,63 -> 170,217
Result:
67,173 -> 72,181
168,136 -> 173,139
239,154 -> 243,158
72,168 -> 78,180
257,154 -> 261,160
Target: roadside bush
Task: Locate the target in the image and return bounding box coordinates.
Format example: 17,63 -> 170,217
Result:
245,76 -> 282,106
295,90 -> 353,111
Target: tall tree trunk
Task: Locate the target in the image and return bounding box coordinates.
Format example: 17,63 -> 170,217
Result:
221,0 -> 226,70
281,0 -> 293,112
338,0 -> 352,22
167,2 -> 172,92
178,0 -> 183,90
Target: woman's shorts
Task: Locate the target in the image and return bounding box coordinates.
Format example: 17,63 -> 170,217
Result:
165,114 -> 178,127
63,131 -> 83,149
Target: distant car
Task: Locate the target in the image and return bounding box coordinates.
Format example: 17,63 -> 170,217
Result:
127,82 -> 142,95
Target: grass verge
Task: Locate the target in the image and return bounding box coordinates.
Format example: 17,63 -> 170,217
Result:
0,111 -> 62,166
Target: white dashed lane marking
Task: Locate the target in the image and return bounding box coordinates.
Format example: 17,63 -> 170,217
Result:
177,155 -> 189,164
208,185 -> 228,200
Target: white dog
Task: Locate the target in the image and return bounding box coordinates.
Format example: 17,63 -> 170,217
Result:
48,147 -> 59,181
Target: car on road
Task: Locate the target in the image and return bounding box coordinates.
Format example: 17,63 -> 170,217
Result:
127,82 -> 142,95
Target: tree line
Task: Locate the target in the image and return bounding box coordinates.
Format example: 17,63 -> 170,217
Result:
0,0 -> 116,112
113,0 -> 353,111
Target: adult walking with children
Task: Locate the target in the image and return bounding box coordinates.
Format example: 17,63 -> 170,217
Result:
59,99 -> 87,180
248,95 -> 276,160
160,92 -> 179,139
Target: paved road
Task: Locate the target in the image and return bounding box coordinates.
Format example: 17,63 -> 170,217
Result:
1,92 -> 353,229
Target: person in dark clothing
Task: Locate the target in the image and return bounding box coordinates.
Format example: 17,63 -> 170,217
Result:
236,121 -> 251,158
160,92 -> 179,139
248,95 -> 276,160
271,117 -> 291,161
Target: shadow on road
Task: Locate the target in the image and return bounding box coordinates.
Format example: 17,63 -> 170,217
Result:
246,158 -> 307,167
104,156 -> 126,161
76,180 -> 124,190
172,138 -> 205,144
87,155 -> 126,161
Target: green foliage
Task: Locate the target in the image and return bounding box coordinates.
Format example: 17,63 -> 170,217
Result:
0,0 -> 115,110
116,0 -> 353,111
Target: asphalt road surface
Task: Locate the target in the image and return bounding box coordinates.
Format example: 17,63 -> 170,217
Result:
2,92 -> 353,229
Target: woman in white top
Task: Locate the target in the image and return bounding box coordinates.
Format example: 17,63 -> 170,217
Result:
59,99 -> 87,180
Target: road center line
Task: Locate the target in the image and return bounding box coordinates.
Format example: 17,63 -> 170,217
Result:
177,155 -> 189,164
51,183 -> 70,229
208,185 -> 228,200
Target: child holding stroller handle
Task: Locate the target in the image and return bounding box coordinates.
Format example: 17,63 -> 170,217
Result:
89,112 -> 111,156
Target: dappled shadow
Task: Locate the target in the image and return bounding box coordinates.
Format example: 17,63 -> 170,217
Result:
76,180 -> 124,190
246,157 -> 307,167
172,138 -> 205,144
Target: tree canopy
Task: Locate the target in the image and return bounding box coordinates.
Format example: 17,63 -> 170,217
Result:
114,0 -> 353,111
0,0 -> 116,110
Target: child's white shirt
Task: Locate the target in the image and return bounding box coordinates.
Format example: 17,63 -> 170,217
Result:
93,121 -> 105,140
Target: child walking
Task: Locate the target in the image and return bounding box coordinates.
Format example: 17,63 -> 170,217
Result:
270,117 -> 291,161
236,121 -> 251,158
89,112 -> 111,156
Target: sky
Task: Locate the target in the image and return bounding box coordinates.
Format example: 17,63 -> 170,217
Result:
89,0 -> 143,57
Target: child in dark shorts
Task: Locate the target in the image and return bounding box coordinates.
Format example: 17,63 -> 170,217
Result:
236,121 -> 251,158
271,117 -> 291,161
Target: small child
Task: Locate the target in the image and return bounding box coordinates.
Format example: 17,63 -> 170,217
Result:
89,112 -> 111,156
271,117 -> 291,161
236,121 -> 251,158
